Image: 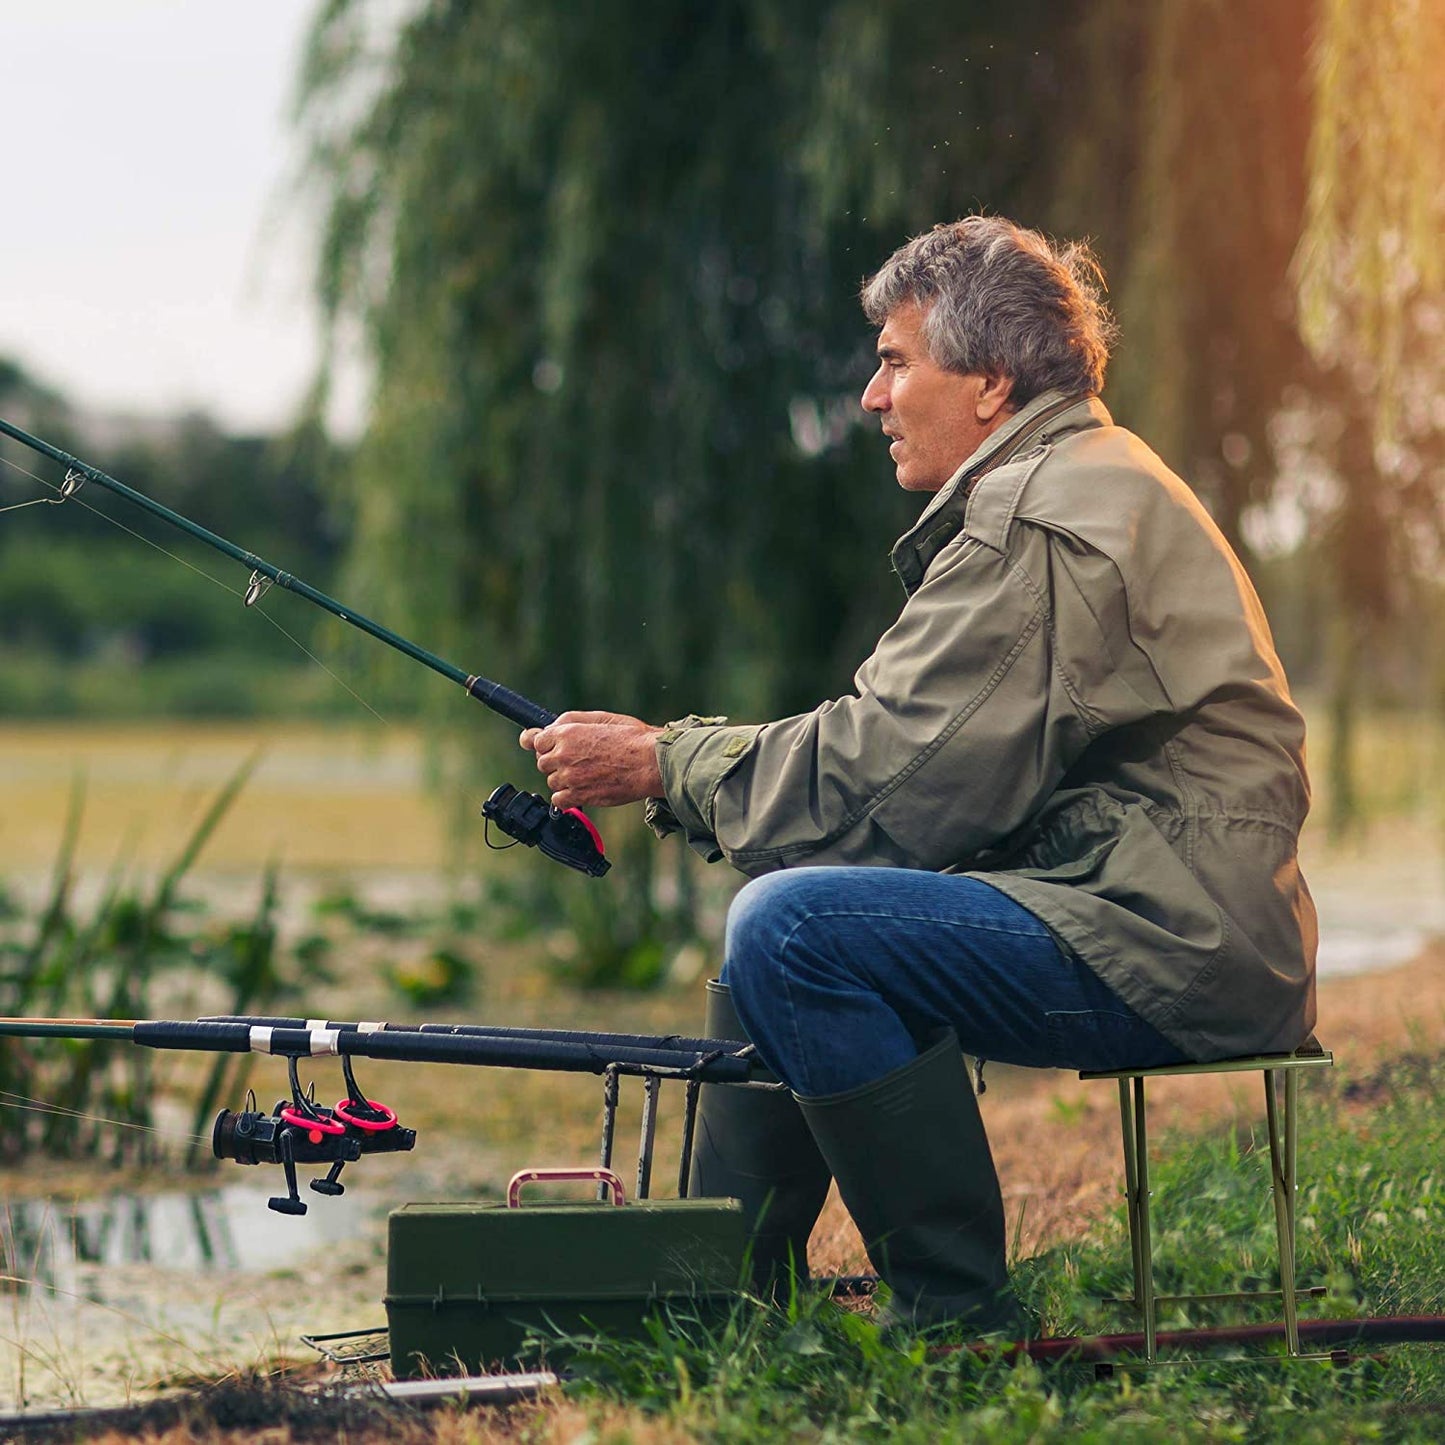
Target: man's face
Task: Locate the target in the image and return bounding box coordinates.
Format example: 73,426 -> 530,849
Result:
861,300 -> 1013,492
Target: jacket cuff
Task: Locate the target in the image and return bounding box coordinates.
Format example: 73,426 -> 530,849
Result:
647,715 -> 763,861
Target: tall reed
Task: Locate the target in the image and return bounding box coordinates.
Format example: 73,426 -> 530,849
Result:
0,755 -> 299,1166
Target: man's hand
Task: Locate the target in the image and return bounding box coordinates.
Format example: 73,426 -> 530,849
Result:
519,710 -> 665,810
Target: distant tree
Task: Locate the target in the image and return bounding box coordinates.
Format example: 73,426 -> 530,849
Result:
0,357 -> 70,441
0,361 -> 346,713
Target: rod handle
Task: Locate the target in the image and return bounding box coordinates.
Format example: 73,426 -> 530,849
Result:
464,676 -> 556,730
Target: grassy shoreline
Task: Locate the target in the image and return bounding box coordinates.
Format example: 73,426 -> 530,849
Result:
7,1040 -> 1445,1442
2,950 -> 1444,1438
1,717 -> 1442,1435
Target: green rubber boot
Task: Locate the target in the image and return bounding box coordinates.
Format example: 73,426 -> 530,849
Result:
687,979 -> 832,1297
797,1031 -> 1027,1336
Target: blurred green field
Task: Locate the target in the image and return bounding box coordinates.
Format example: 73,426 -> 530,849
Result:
0,720 -> 450,875
1,702 -> 1440,877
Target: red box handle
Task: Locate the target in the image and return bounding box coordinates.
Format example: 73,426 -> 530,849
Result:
506,1166 -> 627,1208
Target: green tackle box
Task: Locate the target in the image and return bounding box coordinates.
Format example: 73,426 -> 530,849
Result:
385,1168 -> 745,1377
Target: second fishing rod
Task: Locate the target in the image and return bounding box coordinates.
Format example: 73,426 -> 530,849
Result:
0,414 -> 609,876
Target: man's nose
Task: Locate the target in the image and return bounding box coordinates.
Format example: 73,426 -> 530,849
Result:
861,367 -> 889,414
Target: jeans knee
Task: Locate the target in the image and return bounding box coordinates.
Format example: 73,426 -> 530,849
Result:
721,873 -> 795,1006
723,870 -> 851,1035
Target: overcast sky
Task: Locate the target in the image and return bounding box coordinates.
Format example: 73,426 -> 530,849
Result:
0,1 -> 364,434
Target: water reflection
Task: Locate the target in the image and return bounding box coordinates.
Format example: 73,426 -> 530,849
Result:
0,1182 -> 376,1308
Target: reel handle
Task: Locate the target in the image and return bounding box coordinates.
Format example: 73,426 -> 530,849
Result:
481,784 -> 610,877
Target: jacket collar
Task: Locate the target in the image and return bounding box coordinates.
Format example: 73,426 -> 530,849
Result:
890,390 -> 1110,592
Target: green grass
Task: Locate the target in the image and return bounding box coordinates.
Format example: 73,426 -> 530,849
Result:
546,1064 -> 1445,1443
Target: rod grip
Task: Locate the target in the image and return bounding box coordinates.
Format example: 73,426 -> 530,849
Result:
464,676 -> 556,730
134,1020 -> 251,1051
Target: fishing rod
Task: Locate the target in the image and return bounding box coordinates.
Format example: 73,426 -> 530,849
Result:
0,1015 -> 764,1079
0,415 -> 608,877
0,1013 -> 770,1215
198,1013 -> 747,1056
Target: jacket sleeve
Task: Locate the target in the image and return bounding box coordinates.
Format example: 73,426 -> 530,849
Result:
651,528 -> 1149,875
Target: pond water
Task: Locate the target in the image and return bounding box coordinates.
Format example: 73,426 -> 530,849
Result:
1302,816 -> 1445,979
0,1176 -> 393,1410
2,1181 -> 380,1309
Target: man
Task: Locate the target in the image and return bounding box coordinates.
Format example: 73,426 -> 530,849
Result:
520,217 -> 1317,1335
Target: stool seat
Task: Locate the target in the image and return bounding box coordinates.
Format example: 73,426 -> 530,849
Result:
1081,1036 -> 1333,1362
1080,1034 -> 1332,1082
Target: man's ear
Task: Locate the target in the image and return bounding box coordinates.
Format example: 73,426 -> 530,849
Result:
975,374 -> 1015,423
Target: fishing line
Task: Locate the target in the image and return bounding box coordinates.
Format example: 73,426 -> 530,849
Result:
0,417 -> 608,874
0,456 -> 65,514
0,450 -> 389,723
0,452 -> 244,598
249,608 -> 391,725
0,1090 -> 212,1148
0,450 -> 470,823
0,452 -> 60,495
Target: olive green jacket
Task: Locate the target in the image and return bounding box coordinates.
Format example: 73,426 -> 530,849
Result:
648,391 -> 1317,1060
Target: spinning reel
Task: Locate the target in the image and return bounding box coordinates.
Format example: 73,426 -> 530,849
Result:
212,1052 -> 416,1215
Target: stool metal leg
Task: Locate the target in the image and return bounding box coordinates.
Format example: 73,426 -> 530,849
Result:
1117,1079 -> 1144,1308
1264,1067 -> 1301,1355
1090,1050 -> 1330,1363
1132,1075 -> 1157,1361
1285,1067 -> 1299,1261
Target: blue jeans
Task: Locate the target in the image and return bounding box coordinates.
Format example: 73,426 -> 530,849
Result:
722,868 -> 1187,1097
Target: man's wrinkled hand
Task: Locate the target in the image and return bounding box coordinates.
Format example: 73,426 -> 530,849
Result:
519,710 -> 665,810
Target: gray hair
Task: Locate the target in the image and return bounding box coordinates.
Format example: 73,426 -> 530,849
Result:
861,217 -> 1117,402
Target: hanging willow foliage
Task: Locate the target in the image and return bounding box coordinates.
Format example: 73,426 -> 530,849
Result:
1069,0 -> 1317,556
298,0 -> 907,730
1290,0 -> 1445,833
1297,0 -> 1445,438
294,0 -> 1442,896
296,3 -> 1245,712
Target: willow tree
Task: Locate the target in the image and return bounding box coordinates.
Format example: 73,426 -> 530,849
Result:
1298,0 -> 1445,434
1053,0 -> 1318,558
298,0 -> 1410,955
295,1 -> 1102,726
293,0 -> 1116,969
1049,0 -> 1445,831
